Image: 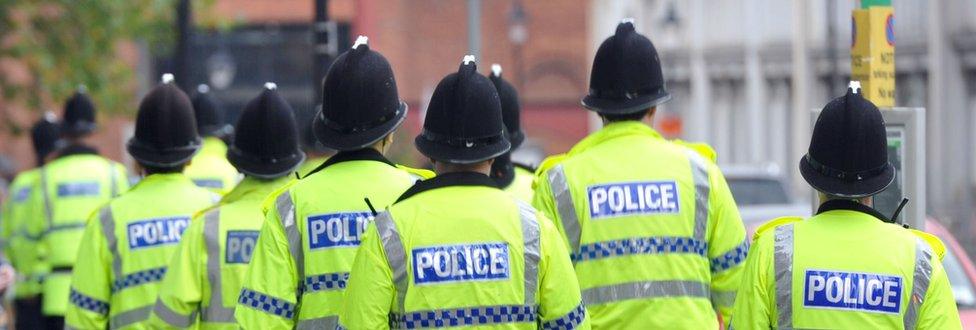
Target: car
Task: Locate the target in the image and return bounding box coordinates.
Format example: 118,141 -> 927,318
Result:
925,220 -> 976,326
721,165 -> 811,226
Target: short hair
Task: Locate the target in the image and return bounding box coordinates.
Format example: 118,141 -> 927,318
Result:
141,163 -> 187,175
600,108 -> 652,123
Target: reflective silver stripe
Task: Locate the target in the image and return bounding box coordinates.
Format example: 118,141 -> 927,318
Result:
99,207 -> 122,279
276,192 -> 304,295
39,168 -> 53,229
203,209 -> 236,323
686,151 -> 710,242
107,160 -> 119,197
904,238 -> 935,330
153,298 -> 197,328
374,212 -> 408,312
547,165 -> 581,253
516,201 -> 541,306
773,224 -> 795,329
711,290 -> 736,308
297,315 -> 339,330
110,305 -> 152,330
581,280 -> 710,306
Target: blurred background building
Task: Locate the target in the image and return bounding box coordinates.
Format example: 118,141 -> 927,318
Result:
2,0 -> 976,243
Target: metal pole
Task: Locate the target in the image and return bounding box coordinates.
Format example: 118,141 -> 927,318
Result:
467,0 -> 482,59
825,0 -> 838,95
174,0 -> 191,91
313,0 -> 331,94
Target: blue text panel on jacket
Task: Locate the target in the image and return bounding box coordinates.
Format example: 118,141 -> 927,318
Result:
587,181 -> 680,219
412,243 -> 510,285
57,181 -> 101,197
226,230 -> 259,264
307,212 -> 373,250
803,269 -> 902,314
13,187 -> 31,202
127,217 -> 191,249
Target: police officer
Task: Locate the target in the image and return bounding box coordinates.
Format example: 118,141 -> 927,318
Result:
184,84 -> 240,194
730,85 -> 961,329
26,89 -> 130,330
235,36 -> 432,329
150,83 -> 305,329
532,20 -> 746,328
340,56 -> 588,329
65,74 -> 218,329
1,115 -> 59,330
487,64 -> 535,202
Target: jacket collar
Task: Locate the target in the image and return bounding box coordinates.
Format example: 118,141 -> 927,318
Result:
816,199 -> 892,223
304,148 -> 394,178
56,143 -> 100,159
568,121 -> 663,156
222,176 -> 291,204
396,171 -> 498,203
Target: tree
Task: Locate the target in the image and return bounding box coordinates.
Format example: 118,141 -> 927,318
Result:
0,0 -> 213,133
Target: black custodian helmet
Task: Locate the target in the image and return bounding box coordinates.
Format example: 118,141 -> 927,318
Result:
582,19 -> 671,114
190,84 -> 227,137
313,36 -> 407,151
488,64 -> 525,149
227,83 -> 306,179
126,74 -> 201,167
799,84 -> 894,198
62,88 -> 97,137
416,56 -> 510,164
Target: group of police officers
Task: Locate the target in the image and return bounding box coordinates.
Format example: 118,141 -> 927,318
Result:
0,20 -> 963,329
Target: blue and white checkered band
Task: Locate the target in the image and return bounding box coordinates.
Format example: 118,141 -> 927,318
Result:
587,181 -> 680,219
412,243 -> 510,285
127,216 -> 191,249
226,230 -> 260,264
192,178 -> 225,189
238,288 -> 295,319
112,267 -> 167,292
803,269 -> 903,314
307,212 -> 374,250
389,305 -> 537,329
13,187 -> 31,202
69,288 -> 109,315
57,181 -> 101,197
542,303 -> 587,330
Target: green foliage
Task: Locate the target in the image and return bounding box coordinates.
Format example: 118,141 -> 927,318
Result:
0,0 -> 213,120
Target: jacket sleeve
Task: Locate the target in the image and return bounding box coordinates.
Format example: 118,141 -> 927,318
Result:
536,212 -> 591,330
235,198 -> 300,329
704,164 -> 748,326
148,213 -> 207,328
917,249 -> 962,330
65,207 -> 114,330
339,222 -> 395,330
729,231 -> 775,330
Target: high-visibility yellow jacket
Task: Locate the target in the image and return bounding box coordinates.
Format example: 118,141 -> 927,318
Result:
340,172 -> 590,330
65,173 -> 218,330
532,121 -> 746,329
504,165 -> 535,203
730,200 -> 962,330
148,175 -> 291,329
1,169 -> 45,298
235,149 -> 432,329
185,137 -> 240,195
29,150 -> 129,316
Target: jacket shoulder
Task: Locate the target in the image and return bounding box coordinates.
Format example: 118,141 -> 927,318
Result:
535,154 -> 568,178
909,229 -> 947,261
395,164 -> 435,180
671,139 -> 718,163
753,216 -> 804,242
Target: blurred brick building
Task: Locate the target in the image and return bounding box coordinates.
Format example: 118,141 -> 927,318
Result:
1,0 -> 596,175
